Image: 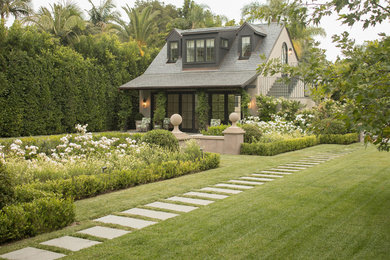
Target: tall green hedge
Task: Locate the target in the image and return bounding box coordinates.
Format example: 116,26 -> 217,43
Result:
0,23 -> 152,137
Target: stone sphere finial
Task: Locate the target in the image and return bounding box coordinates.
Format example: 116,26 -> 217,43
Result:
229,112 -> 239,127
170,114 -> 182,127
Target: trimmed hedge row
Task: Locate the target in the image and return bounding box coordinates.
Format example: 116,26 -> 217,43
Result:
22,153 -> 220,200
240,133 -> 359,156
0,197 -> 74,243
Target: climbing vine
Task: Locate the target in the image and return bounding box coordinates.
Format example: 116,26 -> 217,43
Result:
196,91 -> 210,131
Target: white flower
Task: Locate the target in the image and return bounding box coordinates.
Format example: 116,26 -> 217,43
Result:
14,139 -> 22,145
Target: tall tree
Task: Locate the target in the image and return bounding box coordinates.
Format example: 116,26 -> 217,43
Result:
242,0 -> 325,58
117,4 -> 160,55
0,0 -> 31,21
25,1 -> 85,45
86,0 -> 120,34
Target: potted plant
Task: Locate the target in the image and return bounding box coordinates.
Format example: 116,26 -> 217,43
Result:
153,92 -> 166,129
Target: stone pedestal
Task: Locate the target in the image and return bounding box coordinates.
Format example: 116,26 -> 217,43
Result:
222,113 -> 245,155
170,114 -> 190,142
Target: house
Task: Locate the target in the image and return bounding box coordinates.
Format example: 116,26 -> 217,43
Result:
119,22 -> 307,132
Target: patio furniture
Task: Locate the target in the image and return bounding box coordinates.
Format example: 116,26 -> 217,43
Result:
210,119 -> 221,127
140,117 -> 151,132
163,118 -> 171,130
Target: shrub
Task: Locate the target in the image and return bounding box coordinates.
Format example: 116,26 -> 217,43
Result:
241,124 -> 262,143
256,94 -> 277,121
311,118 -> 348,135
141,129 -> 179,151
182,139 -> 203,161
0,162 -> 14,209
0,197 -> 74,243
153,92 -> 166,126
241,136 -> 319,156
201,124 -> 230,136
278,98 -> 304,121
196,91 -> 210,131
318,133 -> 359,144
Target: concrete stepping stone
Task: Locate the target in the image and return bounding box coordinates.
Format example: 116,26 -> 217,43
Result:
270,168 -> 299,172
228,180 -> 264,185
40,236 -> 101,252
184,191 -> 229,200
166,196 -> 214,206
200,187 -> 242,194
215,183 -> 253,189
284,163 -> 314,167
277,166 -> 307,170
260,171 -> 292,175
122,208 -> 178,220
240,177 -> 273,182
94,215 -> 157,229
145,202 -> 198,213
246,174 -> 283,179
78,226 -> 130,240
294,161 -> 320,165
1,247 -> 66,260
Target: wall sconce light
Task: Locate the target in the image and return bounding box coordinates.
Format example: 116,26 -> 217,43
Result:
247,98 -> 255,109
142,98 -> 147,108
288,48 -> 293,56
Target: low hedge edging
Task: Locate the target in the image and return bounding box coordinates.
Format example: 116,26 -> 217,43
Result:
0,197 -> 74,243
240,133 -> 359,156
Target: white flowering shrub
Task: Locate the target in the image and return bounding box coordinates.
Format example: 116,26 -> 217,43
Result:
242,115 -> 306,135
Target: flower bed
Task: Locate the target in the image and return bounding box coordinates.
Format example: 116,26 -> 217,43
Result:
0,126 -> 220,243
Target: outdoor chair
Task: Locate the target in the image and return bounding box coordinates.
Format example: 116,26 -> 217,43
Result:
140,117 -> 151,132
210,119 -> 221,127
163,117 -> 171,130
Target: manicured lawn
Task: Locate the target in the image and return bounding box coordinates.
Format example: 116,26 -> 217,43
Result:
1,143 -> 389,259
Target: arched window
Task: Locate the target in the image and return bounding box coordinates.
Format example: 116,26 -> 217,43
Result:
281,42 -> 288,64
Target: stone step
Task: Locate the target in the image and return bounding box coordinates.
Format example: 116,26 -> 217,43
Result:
259,171 -> 292,175
40,236 -> 101,252
215,183 -> 254,190
284,163 -> 314,167
122,208 -> 179,220
145,202 -> 198,213
166,196 -> 214,206
243,174 -> 283,179
277,166 -> 307,170
77,226 -> 130,240
1,247 -> 66,260
94,215 -> 157,229
228,180 -> 264,185
184,191 -> 229,200
293,161 -> 320,165
241,177 -> 273,182
269,168 -> 299,172
200,187 -> 242,194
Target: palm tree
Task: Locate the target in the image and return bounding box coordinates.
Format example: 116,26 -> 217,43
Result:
117,4 -> 160,55
241,0 -> 325,59
25,1 -> 85,45
0,0 -> 31,21
86,0 -> 120,34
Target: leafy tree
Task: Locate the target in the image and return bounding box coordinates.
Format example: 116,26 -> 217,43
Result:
25,1 -> 85,45
86,0 -> 120,34
0,0 -> 31,21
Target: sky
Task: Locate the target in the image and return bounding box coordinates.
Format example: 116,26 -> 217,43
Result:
7,0 -> 390,61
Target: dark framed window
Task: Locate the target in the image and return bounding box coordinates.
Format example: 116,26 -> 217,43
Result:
168,41 -> 179,63
221,38 -> 229,49
281,42 -> 288,64
241,36 -> 251,59
185,38 -> 215,63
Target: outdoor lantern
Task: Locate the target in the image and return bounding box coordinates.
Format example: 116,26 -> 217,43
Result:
288,48 -> 293,56
142,98 -> 147,108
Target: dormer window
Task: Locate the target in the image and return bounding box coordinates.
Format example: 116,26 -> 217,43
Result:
185,39 -> 215,63
221,38 -> 229,49
240,36 -> 251,59
168,41 -> 179,63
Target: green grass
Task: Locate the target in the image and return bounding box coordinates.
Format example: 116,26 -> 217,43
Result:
1,143 -> 389,259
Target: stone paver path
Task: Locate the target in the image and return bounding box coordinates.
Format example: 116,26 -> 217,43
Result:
166,196 -> 214,206
184,191 -> 229,199
40,236 -> 101,252
0,247 -> 66,260
77,226 -> 130,240
145,202 -> 198,212
94,215 -> 157,229
122,208 -> 179,220
2,151 -> 354,259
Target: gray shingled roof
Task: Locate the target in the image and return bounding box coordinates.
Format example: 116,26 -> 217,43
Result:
120,23 -> 283,90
